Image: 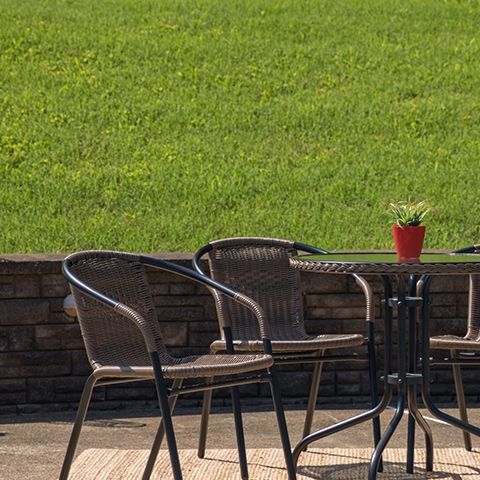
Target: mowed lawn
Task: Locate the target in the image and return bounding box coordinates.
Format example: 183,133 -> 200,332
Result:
1,0 -> 480,253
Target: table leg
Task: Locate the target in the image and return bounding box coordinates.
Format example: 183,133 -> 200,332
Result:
294,273 -> 437,479
292,275 -> 394,470
407,382 -> 433,471
292,389 -> 392,465
407,275 -> 417,472
371,275 -> 433,479
369,275 -> 408,479
406,275 -> 433,473
369,393 -> 405,479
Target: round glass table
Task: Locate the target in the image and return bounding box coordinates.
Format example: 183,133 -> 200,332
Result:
290,252 -> 480,480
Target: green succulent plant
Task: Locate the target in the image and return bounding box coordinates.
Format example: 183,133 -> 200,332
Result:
387,200 -> 433,227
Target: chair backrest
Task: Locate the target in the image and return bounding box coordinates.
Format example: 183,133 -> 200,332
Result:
466,274 -> 480,341
453,245 -> 480,341
64,251 -> 169,370
195,237 -> 326,342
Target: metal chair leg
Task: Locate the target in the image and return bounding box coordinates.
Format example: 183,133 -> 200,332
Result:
302,356 -> 324,441
151,354 -> 183,480
142,379 -> 183,480
198,377 -> 214,458
451,352 -> 472,451
59,374 -> 97,480
269,367 -> 297,480
367,319 -> 383,472
231,385 -> 249,480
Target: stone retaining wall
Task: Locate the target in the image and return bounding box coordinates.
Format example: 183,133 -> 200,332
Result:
0,252 -> 476,414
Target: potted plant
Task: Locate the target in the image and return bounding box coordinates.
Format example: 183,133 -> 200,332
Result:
387,200 -> 433,260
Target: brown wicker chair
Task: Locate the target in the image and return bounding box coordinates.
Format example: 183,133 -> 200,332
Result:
426,244 -> 480,451
59,250 -> 296,480
193,237 -> 381,457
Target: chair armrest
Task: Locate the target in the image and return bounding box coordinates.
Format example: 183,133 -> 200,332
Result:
351,273 -> 375,324
454,244 -> 480,254
192,243 -> 213,275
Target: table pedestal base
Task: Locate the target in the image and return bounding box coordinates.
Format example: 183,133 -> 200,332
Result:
293,275 -> 434,480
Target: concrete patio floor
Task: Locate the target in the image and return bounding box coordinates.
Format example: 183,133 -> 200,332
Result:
1,402 -> 479,479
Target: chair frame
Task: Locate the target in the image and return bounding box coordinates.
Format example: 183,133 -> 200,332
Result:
60,250 -> 296,480
192,237 -> 381,457
422,244 -> 480,451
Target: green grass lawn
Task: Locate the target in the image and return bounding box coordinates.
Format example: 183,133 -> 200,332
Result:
1,0 -> 480,253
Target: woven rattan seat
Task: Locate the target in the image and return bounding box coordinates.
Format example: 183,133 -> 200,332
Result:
426,244 -> 480,452
59,250 -> 296,480
193,237 -> 381,457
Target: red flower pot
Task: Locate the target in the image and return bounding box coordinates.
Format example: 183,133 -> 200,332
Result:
392,225 -> 426,261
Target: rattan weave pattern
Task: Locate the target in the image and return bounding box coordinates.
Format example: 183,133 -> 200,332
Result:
193,238 -> 381,464
67,251 -> 275,379
70,254 -> 161,369
290,258 -> 480,275
430,245 -> 480,346
431,275 -> 480,348
423,246 -> 480,452
203,238 -> 365,350
60,250 -> 294,480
